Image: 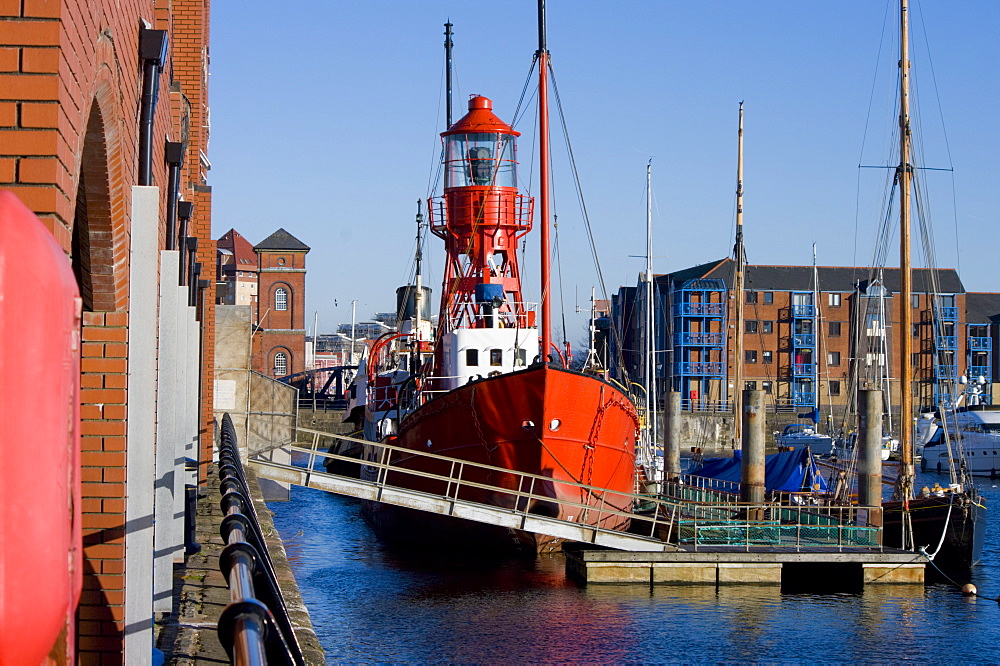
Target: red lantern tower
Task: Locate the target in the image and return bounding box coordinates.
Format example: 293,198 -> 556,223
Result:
428,95 -> 534,340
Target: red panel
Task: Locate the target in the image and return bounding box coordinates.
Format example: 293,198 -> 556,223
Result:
0,190 -> 82,664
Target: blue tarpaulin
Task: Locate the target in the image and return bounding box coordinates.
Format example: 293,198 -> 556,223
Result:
686,447 -> 828,493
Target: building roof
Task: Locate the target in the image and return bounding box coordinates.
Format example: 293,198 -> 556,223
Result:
965,293 -> 1000,325
216,228 -> 258,268
255,228 -> 310,252
657,257 -> 966,294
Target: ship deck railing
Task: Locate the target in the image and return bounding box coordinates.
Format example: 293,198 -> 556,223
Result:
249,427 -> 888,554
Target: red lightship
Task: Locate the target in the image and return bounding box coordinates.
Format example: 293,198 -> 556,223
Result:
355,14 -> 640,553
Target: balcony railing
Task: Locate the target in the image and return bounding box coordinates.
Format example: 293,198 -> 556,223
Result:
792,333 -> 815,347
791,304 -> 815,318
934,365 -> 958,379
792,363 -> 815,377
936,335 -> 957,350
673,302 -> 725,317
792,391 -> 815,406
674,361 -> 725,377
935,306 -> 959,320
969,336 -> 992,350
674,331 -> 725,347
968,365 -> 992,381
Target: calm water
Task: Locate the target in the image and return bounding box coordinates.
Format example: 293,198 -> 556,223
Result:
269,469 -> 1000,663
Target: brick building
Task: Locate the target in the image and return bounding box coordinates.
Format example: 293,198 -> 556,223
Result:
252,228 -> 310,378
216,227 -> 259,308
612,258 -> 999,429
1,0 -> 213,662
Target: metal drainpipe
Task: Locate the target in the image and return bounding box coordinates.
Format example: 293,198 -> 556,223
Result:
138,29 -> 168,186
189,261 -> 202,307
185,236 -> 199,295
164,142 -> 185,248
177,202 -> 194,282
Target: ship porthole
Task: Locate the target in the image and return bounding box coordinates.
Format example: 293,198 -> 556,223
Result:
549,418 -> 561,431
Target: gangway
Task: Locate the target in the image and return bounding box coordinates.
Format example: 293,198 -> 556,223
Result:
248,428 -> 676,553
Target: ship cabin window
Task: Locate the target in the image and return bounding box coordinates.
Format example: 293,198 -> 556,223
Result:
444,133 -> 517,188
466,349 -> 479,366
515,349 -> 527,367
490,349 -> 503,366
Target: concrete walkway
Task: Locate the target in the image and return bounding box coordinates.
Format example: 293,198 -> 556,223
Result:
155,463 -> 325,664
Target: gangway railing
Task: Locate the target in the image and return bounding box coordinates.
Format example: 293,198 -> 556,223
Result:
252,428 -> 673,552
251,427 -> 886,554
216,414 -> 305,666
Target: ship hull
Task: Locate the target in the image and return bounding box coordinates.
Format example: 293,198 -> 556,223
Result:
361,363 -> 639,553
883,493 -> 985,574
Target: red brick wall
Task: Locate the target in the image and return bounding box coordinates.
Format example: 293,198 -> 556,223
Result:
1,0 -> 213,660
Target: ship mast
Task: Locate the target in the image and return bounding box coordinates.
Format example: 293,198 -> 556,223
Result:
732,102 -> 745,449
444,22 -> 454,128
537,0 -> 552,362
414,199 -> 424,364
644,160 -> 658,463
896,0 -> 914,500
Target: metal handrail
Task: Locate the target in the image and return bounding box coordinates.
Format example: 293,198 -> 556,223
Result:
217,413 -> 305,666
285,428 -> 884,552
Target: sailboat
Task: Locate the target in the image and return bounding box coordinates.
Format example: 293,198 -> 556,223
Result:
877,0 -> 984,574
356,4 -> 641,553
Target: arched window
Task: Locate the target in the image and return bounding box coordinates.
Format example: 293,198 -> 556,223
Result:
274,351 -> 288,377
275,287 -> 288,311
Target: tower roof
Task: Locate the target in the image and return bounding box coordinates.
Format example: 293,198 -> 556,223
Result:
255,228 -> 310,252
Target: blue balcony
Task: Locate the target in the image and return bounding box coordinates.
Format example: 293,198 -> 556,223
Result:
792,333 -> 815,347
793,363 -> 815,377
792,391 -> 816,406
936,307 -> 959,320
969,336 -> 992,350
673,302 -> 725,317
674,361 -> 725,377
968,365 -> 992,381
936,335 -> 957,350
792,304 -> 815,319
674,331 -> 725,347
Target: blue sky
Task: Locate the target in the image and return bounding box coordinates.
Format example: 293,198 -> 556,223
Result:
208,1 -> 999,339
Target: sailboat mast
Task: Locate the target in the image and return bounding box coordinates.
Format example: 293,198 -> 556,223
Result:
898,0 -> 915,496
645,161 -> 657,459
732,102 -> 745,448
537,0 -> 552,361
813,243 -> 821,425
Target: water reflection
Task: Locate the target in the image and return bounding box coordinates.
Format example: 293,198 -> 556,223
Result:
269,478 -> 1000,663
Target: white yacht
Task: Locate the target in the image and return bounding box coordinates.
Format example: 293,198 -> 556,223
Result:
921,405 -> 1000,477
